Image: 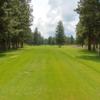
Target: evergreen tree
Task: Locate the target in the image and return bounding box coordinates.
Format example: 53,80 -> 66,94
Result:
56,21 -> 65,47
33,28 -> 44,45
0,0 -> 32,51
70,35 -> 75,44
76,21 -> 86,47
76,0 -> 99,51
33,28 -> 39,45
48,36 -> 56,45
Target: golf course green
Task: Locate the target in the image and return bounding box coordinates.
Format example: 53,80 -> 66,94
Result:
0,46 -> 100,100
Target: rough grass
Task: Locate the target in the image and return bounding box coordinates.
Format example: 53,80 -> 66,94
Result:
0,46 -> 100,100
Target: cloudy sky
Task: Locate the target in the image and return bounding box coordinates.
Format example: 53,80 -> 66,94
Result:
31,0 -> 79,38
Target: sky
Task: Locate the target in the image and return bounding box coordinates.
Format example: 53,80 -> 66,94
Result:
31,0 -> 79,38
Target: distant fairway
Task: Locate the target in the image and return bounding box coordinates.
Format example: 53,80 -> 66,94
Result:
0,46 -> 100,100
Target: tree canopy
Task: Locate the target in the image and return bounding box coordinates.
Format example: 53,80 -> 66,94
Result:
76,0 -> 100,53
0,0 -> 32,51
56,21 -> 65,47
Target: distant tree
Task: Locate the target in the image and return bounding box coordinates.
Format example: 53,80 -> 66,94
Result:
56,21 -> 65,47
48,36 -> 56,45
52,37 -> 56,45
64,36 -> 75,45
38,32 -> 44,45
44,39 -> 48,45
33,28 -> 44,45
33,28 -> 39,45
70,35 -> 74,44
48,36 -> 52,45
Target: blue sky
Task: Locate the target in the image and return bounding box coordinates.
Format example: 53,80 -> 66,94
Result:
31,0 -> 79,38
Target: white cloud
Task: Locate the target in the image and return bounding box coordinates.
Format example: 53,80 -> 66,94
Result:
31,0 -> 79,38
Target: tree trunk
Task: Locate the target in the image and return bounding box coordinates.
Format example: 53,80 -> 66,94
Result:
96,43 -> 98,49
88,35 -> 92,51
92,36 -> 96,51
93,42 -> 96,51
20,41 -> 24,48
98,44 -> 100,56
82,43 -> 84,48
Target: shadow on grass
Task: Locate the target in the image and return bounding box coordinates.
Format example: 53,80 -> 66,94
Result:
0,48 -> 22,58
79,49 -> 96,54
77,49 -> 100,63
0,53 -> 6,58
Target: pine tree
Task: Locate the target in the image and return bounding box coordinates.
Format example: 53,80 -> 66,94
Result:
0,0 -> 32,51
70,35 -> 74,44
56,21 -> 65,48
33,28 -> 44,45
76,0 -> 100,51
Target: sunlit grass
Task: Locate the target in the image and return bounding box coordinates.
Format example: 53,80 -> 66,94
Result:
0,46 -> 100,100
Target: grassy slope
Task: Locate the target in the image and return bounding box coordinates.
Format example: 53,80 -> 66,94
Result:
0,46 -> 100,100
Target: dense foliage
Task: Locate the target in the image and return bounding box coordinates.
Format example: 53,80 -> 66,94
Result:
76,0 -> 100,53
33,28 -> 44,45
0,0 -> 32,51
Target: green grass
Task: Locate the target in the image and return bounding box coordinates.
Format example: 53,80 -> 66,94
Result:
0,46 -> 100,100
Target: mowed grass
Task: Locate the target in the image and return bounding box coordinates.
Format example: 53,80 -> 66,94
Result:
0,46 -> 100,100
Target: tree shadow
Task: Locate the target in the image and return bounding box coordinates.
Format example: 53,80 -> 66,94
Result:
0,48 -> 22,58
79,49 -> 96,54
77,49 -> 100,63
0,52 -> 6,58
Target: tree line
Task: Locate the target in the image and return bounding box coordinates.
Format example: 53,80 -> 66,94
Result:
76,0 -> 100,54
27,21 -> 75,47
0,0 -> 32,51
